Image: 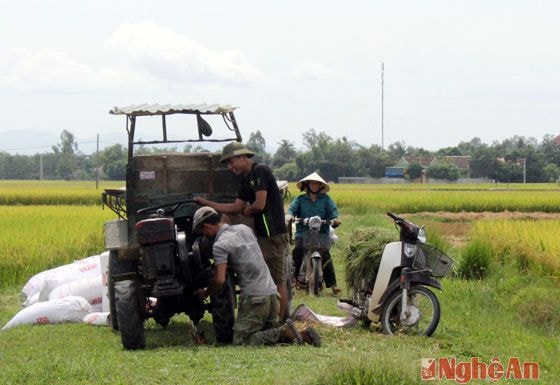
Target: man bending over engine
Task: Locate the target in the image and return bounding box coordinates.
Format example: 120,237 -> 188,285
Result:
193,206 -> 320,347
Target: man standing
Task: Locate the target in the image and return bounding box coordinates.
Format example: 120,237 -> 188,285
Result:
194,142 -> 290,320
193,206 -> 320,347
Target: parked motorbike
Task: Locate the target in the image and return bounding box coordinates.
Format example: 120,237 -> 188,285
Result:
340,212 -> 454,336
293,216 -> 338,296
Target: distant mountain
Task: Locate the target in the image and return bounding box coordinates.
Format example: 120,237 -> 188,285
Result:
0,130 -> 127,155
0,130 -> 58,155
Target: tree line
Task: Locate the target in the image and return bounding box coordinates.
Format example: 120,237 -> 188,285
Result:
1,129 -> 560,183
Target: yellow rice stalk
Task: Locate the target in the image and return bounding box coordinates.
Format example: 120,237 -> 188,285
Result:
471,219 -> 560,275
0,205 -> 116,288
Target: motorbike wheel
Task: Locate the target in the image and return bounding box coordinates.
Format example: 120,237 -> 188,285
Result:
380,285 -> 440,337
306,254 -> 313,296
311,257 -> 322,296
114,279 -> 145,350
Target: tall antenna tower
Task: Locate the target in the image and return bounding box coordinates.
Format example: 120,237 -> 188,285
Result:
381,62 -> 385,150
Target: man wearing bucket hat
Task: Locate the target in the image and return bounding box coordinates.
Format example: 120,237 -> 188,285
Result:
194,142 -> 291,321
287,172 -> 342,295
192,206 -> 320,347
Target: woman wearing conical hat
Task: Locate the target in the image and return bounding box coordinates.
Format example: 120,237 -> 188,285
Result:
287,172 -> 342,295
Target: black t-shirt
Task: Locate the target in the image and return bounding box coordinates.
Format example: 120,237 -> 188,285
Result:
237,163 -> 287,237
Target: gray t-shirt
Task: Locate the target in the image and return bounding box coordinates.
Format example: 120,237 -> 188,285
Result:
213,223 -> 277,296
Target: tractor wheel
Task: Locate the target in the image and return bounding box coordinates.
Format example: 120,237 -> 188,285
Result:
108,250 -> 119,330
114,279 -> 145,350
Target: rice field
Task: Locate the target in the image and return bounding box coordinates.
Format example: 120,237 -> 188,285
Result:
3,180 -> 560,211
469,219 -> 560,275
2,180 -> 560,289
0,205 -> 115,288
0,180 -> 123,205
327,184 -> 560,213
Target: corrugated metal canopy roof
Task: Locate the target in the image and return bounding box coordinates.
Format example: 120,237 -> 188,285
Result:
109,103 -> 237,116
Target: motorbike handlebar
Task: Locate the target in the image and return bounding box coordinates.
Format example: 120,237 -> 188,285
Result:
293,217 -> 340,228
387,212 -> 418,235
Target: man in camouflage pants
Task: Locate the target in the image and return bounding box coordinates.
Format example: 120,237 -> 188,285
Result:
193,206 -> 320,347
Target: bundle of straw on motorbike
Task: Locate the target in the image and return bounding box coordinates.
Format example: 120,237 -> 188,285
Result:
344,227 -> 397,292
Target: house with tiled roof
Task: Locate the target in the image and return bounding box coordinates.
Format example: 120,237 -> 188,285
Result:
385,155 -> 472,178
405,156 -> 435,167
433,155 -> 472,177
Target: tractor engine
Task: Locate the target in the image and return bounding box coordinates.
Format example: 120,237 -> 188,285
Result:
135,217 -> 185,298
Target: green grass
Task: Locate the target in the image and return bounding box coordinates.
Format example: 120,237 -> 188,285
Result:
1,267 -> 557,384
1,210 -> 558,384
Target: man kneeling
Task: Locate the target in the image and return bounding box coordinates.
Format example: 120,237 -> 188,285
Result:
193,206 -> 320,347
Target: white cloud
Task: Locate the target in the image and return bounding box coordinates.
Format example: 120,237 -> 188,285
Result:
290,61 -> 348,81
105,21 -> 266,84
0,21 -> 264,93
0,48 -> 92,91
0,48 -> 151,92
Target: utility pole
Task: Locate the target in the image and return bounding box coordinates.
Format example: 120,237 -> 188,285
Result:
522,157 -> 526,184
381,62 -> 384,150
39,154 -> 44,180
96,133 -> 99,189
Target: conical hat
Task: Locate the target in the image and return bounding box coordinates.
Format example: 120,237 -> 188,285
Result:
296,172 -> 330,193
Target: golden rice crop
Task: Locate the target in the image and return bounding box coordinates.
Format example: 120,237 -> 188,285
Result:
324,184 -> 560,213
0,205 -> 116,288
469,219 -> 560,275
2,181 -> 560,289
0,180 -> 123,205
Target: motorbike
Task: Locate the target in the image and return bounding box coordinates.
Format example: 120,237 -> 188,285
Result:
339,212 -> 454,336
293,216 -> 338,296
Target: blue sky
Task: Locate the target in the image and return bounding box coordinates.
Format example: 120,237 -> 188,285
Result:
1,0 -> 559,154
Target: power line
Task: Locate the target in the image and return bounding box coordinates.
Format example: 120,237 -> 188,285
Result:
0,139 -> 123,152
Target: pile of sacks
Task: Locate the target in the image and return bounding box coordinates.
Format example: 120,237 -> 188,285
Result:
2,252 -> 111,331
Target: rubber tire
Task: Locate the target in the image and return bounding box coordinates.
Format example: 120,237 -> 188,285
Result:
108,250 -> 138,331
312,257 -> 322,296
114,279 -> 145,350
380,285 -> 440,337
305,254 -> 313,296
108,250 -> 119,330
